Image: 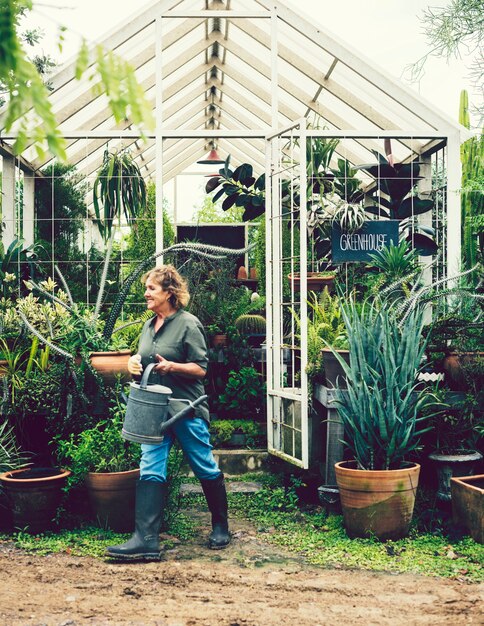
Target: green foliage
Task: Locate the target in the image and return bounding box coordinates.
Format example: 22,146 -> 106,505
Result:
34,163 -> 92,303
2,518 -> 196,557
332,300 -> 432,470
185,258 -> 255,334
55,392 -> 141,488
460,96 -> 483,278
217,366 -> 266,419
193,194 -> 244,223
410,2 -> 483,123
364,240 -> 421,299
123,182 -> 174,312
93,149 -> 147,243
0,419 -> 29,472
424,385 -> 483,454
293,287 -> 348,385
254,218 -> 266,297
358,151 -> 437,256
0,1 -> 154,160
205,158 -> 266,222
209,419 -> 266,448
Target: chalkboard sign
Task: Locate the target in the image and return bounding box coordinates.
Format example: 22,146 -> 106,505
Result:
331,220 -> 399,263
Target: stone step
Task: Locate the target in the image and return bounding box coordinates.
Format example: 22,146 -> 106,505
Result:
184,449 -> 271,477
180,480 -> 263,495
212,449 -> 270,475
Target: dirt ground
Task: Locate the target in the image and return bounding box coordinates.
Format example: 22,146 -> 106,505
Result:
0,511 -> 483,626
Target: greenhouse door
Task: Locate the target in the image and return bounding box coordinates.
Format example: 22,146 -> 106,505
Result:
265,120 -> 309,468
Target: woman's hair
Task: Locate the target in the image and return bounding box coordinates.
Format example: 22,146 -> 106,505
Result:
142,265 -> 190,309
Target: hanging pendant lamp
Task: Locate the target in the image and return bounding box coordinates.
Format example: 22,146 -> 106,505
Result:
197,145 -> 225,165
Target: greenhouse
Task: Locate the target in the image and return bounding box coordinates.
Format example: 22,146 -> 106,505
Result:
0,1 -> 482,622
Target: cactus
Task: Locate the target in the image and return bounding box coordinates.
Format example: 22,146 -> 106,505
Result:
459,90 -> 483,283
234,314 -> 266,334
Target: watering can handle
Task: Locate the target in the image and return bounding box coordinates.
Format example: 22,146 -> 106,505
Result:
139,362 -> 158,389
158,394 -> 209,434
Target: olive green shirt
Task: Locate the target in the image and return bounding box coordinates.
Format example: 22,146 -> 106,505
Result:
137,309 -> 210,422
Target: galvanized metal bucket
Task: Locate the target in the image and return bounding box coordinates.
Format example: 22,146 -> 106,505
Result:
122,362 -> 208,444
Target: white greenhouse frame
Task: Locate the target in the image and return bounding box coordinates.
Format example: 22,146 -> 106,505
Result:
0,0 -> 470,467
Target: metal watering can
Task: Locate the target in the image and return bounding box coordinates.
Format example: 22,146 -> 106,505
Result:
121,362 -> 208,444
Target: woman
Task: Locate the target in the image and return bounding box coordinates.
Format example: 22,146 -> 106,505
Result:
107,264 -> 230,560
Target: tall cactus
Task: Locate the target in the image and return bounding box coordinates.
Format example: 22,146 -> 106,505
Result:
459,90 -> 484,282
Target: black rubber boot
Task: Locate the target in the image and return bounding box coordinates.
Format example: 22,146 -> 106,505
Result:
200,473 -> 231,549
106,480 -> 166,560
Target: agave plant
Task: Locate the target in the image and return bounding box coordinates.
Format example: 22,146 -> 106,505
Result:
330,299 -> 432,470
0,419 -> 29,473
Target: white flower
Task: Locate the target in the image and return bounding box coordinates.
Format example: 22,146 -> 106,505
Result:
251,292 -> 260,302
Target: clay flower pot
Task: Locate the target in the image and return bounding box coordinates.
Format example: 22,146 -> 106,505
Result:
451,474 -> 484,544
89,349 -> 132,386
335,461 -> 420,541
85,468 -> 140,533
288,272 -> 336,292
0,467 -> 71,533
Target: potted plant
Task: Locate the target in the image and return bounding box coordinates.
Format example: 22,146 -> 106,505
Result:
357,144 -> 437,256
209,419 -> 266,449
205,139 -> 365,279
426,360 -> 483,502
234,313 -> 266,348
0,419 -> 30,531
305,287 -> 349,389
56,389 -> 141,533
330,299 -> 433,540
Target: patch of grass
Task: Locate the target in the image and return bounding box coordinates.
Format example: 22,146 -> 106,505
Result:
227,480 -> 484,583
0,513 -> 197,558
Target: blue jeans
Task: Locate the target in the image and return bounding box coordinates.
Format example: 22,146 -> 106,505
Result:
140,417 -> 221,483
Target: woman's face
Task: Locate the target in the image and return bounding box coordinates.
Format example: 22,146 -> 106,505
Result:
144,277 -> 170,313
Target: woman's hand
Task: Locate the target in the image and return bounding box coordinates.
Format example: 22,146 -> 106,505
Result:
127,353 -> 143,375
154,354 -> 206,379
154,354 -> 173,375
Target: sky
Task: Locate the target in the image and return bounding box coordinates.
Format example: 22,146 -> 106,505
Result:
25,0 -> 479,220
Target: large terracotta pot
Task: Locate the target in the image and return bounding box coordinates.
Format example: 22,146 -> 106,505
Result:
85,468 -> 139,533
288,272 -> 336,292
89,349 -> 132,386
0,467 -> 70,533
451,474 -> 484,544
335,461 -> 420,540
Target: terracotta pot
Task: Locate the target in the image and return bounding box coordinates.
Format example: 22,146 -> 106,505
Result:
249,267 -> 257,280
442,351 -> 484,392
237,265 -> 248,280
288,272 -> 335,292
451,474 -> 484,543
89,349 -> 132,386
428,450 -> 483,502
335,460 -> 420,540
321,348 -> 350,388
0,467 -> 71,533
85,468 -> 139,533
